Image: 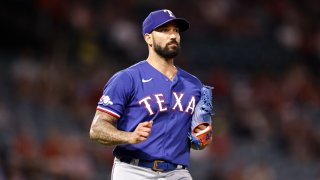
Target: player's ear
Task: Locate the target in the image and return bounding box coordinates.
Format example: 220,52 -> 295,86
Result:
144,33 -> 152,46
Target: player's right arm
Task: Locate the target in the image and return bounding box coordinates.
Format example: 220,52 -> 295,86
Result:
89,110 -> 153,146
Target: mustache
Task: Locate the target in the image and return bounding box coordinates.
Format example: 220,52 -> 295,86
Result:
167,40 -> 179,46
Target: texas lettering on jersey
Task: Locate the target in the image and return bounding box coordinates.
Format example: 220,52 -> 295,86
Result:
138,92 -> 196,116
96,60 -> 203,167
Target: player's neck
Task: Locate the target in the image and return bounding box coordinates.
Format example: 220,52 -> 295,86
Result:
146,56 -> 177,81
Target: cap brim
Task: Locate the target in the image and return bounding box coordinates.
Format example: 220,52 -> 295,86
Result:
153,18 -> 190,32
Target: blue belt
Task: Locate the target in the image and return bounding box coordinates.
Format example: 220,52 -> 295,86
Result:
118,157 -> 186,172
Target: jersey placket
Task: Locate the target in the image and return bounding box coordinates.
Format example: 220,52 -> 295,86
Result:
162,74 -> 179,157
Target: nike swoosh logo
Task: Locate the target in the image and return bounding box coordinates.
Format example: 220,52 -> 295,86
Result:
142,78 -> 153,83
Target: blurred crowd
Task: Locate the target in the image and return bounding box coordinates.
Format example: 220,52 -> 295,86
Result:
1,0 -> 320,179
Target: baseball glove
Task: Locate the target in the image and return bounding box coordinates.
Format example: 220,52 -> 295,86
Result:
189,85 -> 214,150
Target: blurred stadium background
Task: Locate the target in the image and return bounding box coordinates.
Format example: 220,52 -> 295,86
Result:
0,0 -> 320,179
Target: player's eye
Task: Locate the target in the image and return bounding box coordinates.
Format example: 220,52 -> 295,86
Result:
155,27 -> 167,32
155,26 -> 179,33
161,28 -> 169,32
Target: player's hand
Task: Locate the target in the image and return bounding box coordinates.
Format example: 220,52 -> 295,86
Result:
129,121 -> 153,144
194,124 -> 207,133
192,124 -> 213,150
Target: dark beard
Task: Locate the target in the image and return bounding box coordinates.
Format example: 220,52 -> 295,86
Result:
154,41 -> 180,59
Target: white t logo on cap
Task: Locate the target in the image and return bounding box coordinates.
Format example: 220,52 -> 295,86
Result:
164,9 -> 175,17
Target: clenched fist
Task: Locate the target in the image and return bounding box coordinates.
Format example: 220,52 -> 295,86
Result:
129,121 -> 153,144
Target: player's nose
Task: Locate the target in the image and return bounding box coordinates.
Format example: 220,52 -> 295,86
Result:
169,33 -> 178,41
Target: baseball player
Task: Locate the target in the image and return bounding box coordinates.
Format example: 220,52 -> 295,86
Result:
90,9 -> 214,180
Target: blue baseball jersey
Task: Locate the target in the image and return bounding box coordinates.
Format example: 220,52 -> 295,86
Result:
97,60 -> 202,166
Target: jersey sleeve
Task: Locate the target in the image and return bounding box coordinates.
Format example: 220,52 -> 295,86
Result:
96,70 -> 133,119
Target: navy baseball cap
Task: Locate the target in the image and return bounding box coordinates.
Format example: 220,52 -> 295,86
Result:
142,9 -> 190,35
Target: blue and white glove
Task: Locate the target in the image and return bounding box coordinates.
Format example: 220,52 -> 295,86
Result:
189,85 -> 214,150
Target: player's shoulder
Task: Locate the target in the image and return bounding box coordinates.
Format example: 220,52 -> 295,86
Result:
121,60 -> 146,74
105,61 -> 146,89
178,67 -> 202,86
112,60 -> 145,77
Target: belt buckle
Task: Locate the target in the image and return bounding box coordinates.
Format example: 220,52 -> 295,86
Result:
153,160 -> 165,171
